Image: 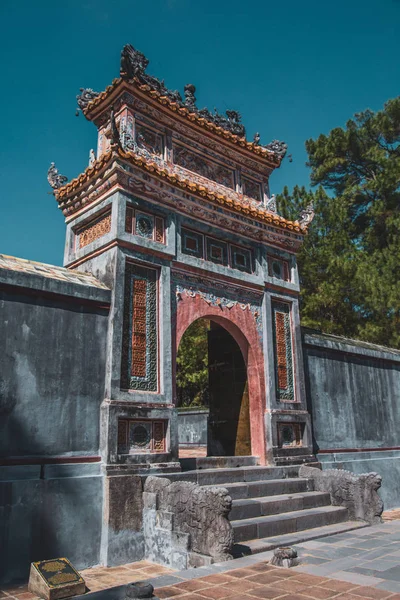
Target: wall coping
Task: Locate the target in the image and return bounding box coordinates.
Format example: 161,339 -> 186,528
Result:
302,327 -> 400,364
0,255 -> 111,305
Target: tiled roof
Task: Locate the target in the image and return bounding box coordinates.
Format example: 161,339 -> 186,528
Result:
55,148 -> 305,234
0,254 -> 109,290
83,78 -> 282,165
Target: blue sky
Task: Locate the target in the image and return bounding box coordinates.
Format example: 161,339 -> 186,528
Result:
0,0 -> 399,266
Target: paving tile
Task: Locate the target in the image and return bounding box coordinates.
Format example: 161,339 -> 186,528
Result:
347,567 -> 381,577
332,595 -> 368,600
174,581 -> 213,593
245,563 -> 275,573
300,557 -> 330,565
347,586 -> 394,598
155,586 -> 188,598
150,576 -> 187,587
242,591 -> 285,600
221,580 -> 262,593
180,595 -> 212,600
195,575 -> 236,585
215,595 -> 258,600
296,587 -> 338,599
376,567 -> 400,582
195,586 -> 237,599
329,571 -> 384,586
318,580 -> 359,593
376,581 -> 400,593
246,573 -> 286,586
263,568 -> 298,578
362,560 -> 400,572
290,574 -> 329,586
266,579 -> 309,593
225,568 -> 260,578
269,594 -> 312,600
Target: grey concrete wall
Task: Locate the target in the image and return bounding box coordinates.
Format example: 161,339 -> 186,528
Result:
0,288 -> 109,457
177,409 -> 209,446
0,273 -> 110,582
0,463 -> 102,583
303,329 -> 400,508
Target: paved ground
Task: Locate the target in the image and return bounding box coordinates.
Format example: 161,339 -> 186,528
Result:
0,562 -> 175,599
3,512 -> 400,600
179,446 -> 207,458
291,518 -> 400,593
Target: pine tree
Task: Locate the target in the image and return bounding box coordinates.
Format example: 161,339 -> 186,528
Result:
277,97 -> 400,347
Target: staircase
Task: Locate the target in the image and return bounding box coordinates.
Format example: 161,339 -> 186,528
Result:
172,456 -> 368,556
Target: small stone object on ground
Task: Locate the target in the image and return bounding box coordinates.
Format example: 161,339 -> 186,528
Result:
28,558 -> 85,600
126,582 -> 156,599
270,546 -> 298,568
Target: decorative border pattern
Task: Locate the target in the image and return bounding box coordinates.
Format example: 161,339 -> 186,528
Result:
117,419 -> 166,454
278,422 -> 302,447
136,123 -> 163,156
155,217 -> 165,243
268,256 -> 290,282
272,301 -> 295,401
77,211 -> 111,249
231,245 -> 252,274
136,212 -> 154,239
173,144 -> 235,189
206,237 -> 228,266
125,205 -> 165,245
182,228 -> 204,258
242,176 -> 262,202
172,271 -> 263,336
181,226 -> 253,273
121,262 -> 158,391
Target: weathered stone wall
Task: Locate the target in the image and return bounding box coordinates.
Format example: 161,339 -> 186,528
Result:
303,328 -> 400,508
0,270 -> 111,583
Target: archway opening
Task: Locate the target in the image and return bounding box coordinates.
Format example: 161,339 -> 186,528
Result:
176,318 -> 251,458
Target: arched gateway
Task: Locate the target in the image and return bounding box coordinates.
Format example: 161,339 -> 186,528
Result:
54,44 -> 314,488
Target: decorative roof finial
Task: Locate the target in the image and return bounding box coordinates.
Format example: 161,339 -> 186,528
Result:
266,194 -> 277,213
76,88 -> 99,116
253,132 -> 261,145
298,202 -> 315,229
184,84 -> 197,110
120,44 -> 149,80
47,163 -> 68,190
225,111 -> 245,138
264,140 -> 288,159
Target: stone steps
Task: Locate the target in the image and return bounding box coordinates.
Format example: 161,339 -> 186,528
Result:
162,456 -> 367,559
231,505 -> 349,543
163,464 -> 301,485
229,491 -> 331,520
220,477 -> 310,499
180,456 -> 259,472
232,520 -> 369,557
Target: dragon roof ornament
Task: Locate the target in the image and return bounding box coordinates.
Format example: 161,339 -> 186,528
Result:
76,88 -> 100,116
47,162 -> 68,190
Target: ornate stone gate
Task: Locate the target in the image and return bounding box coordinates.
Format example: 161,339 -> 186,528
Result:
50,43 -> 316,563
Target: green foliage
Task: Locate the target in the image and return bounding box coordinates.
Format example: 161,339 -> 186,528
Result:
277,97 -> 400,348
176,319 -> 210,407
